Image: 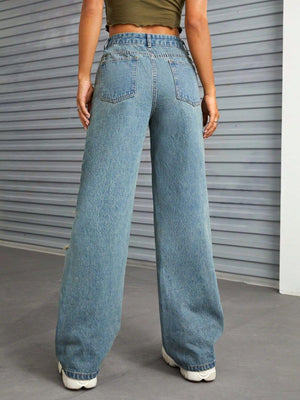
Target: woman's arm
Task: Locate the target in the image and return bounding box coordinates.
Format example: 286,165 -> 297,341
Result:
185,0 -> 220,138
77,0 -> 104,130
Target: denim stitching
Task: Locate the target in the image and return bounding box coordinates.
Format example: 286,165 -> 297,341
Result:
168,59 -> 201,107
64,368 -> 99,375
98,57 -> 138,103
165,355 -> 216,371
63,370 -> 99,380
100,55 -> 138,65
176,361 -> 216,371
103,49 -> 188,58
147,50 -> 158,119
178,360 -> 216,368
107,40 -> 184,50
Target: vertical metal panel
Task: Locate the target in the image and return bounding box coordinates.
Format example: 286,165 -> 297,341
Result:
191,0 -> 282,280
0,1 -> 282,280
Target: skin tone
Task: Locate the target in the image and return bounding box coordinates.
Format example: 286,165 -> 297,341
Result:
77,0 -> 220,139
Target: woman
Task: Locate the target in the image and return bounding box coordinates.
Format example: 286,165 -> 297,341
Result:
55,0 -> 224,390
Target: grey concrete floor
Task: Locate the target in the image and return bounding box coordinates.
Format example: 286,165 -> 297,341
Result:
1,245 -> 300,400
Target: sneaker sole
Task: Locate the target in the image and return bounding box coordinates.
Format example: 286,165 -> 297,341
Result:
58,361 -> 97,390
161,346 -> 216,382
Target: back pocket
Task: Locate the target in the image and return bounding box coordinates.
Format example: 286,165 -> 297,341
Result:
168,58 -> 201,106
97,54 -> 138,103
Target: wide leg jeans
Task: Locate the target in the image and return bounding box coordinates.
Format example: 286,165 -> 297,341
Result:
55,32 -> 224,380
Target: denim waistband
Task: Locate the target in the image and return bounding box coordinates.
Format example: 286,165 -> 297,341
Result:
104,32 -> 188,52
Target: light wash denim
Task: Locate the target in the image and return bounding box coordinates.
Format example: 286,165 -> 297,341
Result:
55,32 -> 224,380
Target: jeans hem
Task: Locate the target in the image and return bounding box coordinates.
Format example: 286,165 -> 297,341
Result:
171,357 -> 216,371
63,368 -> 99,380
179,360 -> 216,371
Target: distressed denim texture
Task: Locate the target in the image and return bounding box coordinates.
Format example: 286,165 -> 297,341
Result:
55,32 -> 224,380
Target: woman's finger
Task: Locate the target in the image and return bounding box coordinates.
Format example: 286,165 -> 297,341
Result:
78,110 -> 88,130
77,82 -> 94,130
203,113 -> 220,139
203,123 -> 216,138
77,106 -> 90,130
201,98 -> 209,127
79,99 -> 90,120
79,100 -> 90,128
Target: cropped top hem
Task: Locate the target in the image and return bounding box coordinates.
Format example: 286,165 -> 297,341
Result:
105,23 -> 183,34
104,0 -> 185,35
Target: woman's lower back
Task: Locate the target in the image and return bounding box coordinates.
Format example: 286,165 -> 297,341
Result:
108,23 -> 181,37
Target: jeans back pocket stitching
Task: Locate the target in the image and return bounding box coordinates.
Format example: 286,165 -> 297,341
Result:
98,56 -> 138,103
168,59 -> 201,107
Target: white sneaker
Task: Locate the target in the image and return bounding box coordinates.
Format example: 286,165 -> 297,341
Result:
161,346 -> 216,382
58,361 -> 97,390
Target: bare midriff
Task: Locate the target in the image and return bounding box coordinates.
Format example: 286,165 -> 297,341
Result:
108,24 -> 180,38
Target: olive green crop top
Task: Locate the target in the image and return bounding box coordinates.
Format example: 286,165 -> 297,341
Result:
104,0 -> 185,34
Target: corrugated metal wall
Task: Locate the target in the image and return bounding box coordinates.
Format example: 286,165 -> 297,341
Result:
0,1 -> 282,280
204,0 -> 282,280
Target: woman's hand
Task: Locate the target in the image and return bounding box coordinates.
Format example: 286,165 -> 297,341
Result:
201,94 -> 220,139
77,79 -> 94,130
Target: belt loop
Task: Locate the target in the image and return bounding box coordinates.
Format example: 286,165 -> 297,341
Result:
181,39 -> 188,53
103,37 -> 109,50
146,33 -> 151,48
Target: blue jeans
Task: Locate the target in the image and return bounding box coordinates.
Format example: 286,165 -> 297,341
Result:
55,32 -> 224,380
